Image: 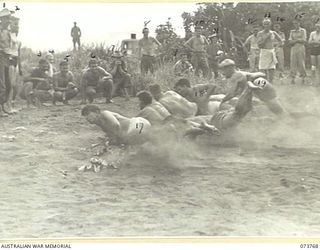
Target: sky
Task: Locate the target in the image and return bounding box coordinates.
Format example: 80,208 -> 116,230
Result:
8,2 -> 199,52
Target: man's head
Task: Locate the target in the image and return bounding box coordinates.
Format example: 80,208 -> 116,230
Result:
219,59 -> 236,78
262,18 -> 272,30
293,19 -> 300,29
142,27 -> 149,38
46,54 -> 54,64
59,61 -> 69,74
194,26 -> 202,37
88,58 -> 98,70
174,78 -> 191,97
273,23 -> 281,32
253,26 -> 260,35
0,8 -> 11,28
74,22 -> 77,26
39,59 -> 50,72
137,90 -> 153,110
149,84 -> 162,101
81,104 -> 101,124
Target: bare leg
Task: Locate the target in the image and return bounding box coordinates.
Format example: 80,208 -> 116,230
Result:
211,86 -> 253,130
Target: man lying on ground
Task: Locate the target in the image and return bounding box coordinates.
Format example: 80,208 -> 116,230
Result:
173,78 -> 219,115
52,61 -> 78,105
148,83 -> 198,119
81,104 -> 152,145
20,59 -> 54,107
218,59 -> 286,116
136,90 -> 171,125
81,89 -> 221,145
184,82 -> 255,138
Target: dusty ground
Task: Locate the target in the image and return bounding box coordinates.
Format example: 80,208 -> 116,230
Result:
1,79 -> 320,238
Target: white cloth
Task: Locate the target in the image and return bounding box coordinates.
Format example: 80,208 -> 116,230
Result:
259,48 -> 277,70
127,117 -> 151,137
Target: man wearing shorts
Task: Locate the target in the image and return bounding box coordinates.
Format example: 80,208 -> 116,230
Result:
219,59 -> 285,116
138,27 -> 161,75
81,104 -> 152,145
257,18 -> 283,83
184,26 -> 210,78
174,78 -> 218,115
149,83 -> 198,118
52,61 -> 79,105
308,22 -> 320,86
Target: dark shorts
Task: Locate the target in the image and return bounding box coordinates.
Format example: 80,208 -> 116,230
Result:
310,46 -> 320,56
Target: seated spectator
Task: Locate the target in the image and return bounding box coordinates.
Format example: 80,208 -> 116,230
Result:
109,51 -> 131,100
52,61 -> 79,105
174,52 -> 193,77
20,59 -> 54,106
80,58 -> 113,104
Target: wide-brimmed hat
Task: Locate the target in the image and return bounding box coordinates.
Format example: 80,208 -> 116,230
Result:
219,59 -> 235,68
0,8 -> 11,18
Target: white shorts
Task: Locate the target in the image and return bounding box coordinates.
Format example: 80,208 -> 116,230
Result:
127,117 -> 151,137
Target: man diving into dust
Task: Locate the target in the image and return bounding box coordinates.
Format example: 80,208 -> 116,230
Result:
218,59 -> 286,116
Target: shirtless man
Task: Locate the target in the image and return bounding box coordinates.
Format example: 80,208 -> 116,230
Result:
138,27 -> 161,75
81,104 -> 152,145
218,59 -> 285,116
0,8 -> 12,116
81,58 -> 113,104
20,59 -> 54,107
173,78 -> 218,115
184,26 -> 210,78
257,18 -> 283,83
136,90 -> 171,125
148,83 -> 197,118
52,61 -> 78,105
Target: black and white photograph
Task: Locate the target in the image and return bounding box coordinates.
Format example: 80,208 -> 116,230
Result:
1,1 -> 320,239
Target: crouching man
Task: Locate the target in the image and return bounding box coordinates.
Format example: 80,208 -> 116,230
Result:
20,59 -> 54,107
52,61 -> 78,105
81,58 -> 113,104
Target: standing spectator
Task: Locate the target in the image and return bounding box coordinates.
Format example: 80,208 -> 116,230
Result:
52,61 -> 78,105
0,8 -> 12,116
288,19 -> 307,85
273,22 -> 286,78
257,18 -> 283,83
308,22 -> 320,86
71,22 -> 81,51
244,25 -> 260,72
138,27 -> 161,75
6,15 -> 22,113
80,58 -> 113,104
184,26 -> 210,79
207,34 -> 222,79
109,51 -> 131,100
173,52 -> 193,77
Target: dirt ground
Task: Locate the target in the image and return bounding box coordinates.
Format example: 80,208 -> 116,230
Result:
1,80 -> 320,238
